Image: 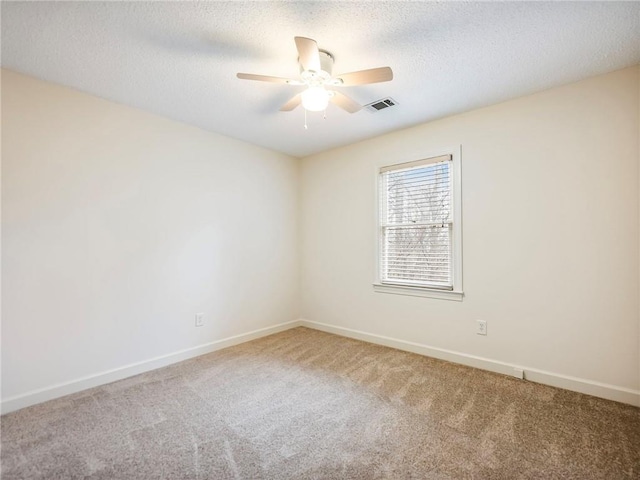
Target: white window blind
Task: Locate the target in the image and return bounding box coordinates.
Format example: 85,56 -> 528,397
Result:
379,154 -> 454,290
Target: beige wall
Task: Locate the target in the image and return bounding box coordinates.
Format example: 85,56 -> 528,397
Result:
1,70 -> 299,401
300,66 -> 640,392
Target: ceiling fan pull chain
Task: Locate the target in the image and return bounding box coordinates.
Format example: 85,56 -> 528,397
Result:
304,109 -> 308,130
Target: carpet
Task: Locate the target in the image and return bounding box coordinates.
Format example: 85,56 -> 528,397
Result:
1,327 -> 639,479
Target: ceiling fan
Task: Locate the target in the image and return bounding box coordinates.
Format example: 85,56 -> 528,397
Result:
237,36 -> 393,114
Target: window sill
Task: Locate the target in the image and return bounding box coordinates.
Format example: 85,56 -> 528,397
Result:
373,283 -> 464,301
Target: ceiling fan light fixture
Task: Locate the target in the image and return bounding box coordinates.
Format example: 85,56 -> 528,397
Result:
237,37 -> 393,115
301,86 -> 329,112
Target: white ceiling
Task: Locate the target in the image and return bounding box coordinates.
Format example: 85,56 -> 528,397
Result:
2,2 -> 639,158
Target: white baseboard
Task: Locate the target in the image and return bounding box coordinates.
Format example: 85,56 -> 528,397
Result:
300,319 -> 640,407
1,320 -> 302,415
5,318 -> 638,413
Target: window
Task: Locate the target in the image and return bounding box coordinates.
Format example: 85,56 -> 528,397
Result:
374,149 -> 462,300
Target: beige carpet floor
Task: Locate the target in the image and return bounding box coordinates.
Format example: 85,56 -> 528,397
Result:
1,327 -> 639,479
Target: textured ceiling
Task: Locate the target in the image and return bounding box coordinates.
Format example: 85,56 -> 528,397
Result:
2,2 -> 640,158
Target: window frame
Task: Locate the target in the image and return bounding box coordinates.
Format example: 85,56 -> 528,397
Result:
373,146 -> 463,301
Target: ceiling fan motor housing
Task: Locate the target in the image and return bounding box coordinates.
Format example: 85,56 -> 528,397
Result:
300,50 -> 334,85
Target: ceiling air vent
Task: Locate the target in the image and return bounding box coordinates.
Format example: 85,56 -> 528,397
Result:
365,97 -> 398,113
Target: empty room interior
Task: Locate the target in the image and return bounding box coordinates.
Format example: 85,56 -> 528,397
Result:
2,1 -> 640,479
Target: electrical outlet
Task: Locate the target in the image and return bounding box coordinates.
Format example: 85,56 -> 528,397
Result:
476,319 -> 487,336
195,313 -> 204,327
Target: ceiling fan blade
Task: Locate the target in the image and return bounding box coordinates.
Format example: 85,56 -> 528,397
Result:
330,91 -> 361,113
294,36 -> 321,72
280,94 -> 301,112
237,73 -> 300,84
334,67 -> 393,86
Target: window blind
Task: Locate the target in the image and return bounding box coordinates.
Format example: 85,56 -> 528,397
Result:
379,155 -> 453,289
